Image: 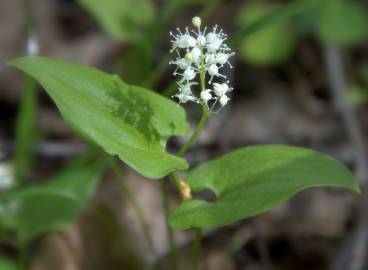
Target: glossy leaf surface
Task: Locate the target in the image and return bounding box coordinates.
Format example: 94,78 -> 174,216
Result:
170,145 -> 359,229
9,57 -> 189,179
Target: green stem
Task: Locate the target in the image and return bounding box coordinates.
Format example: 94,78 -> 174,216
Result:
193,228 -> 202,270
177,104 -> 209,157
15,76 -> 37,183
173,42 -> 209,270
170,170 -> 182,193
111,161 -> 156,257
161,4 -> 224,267
15,0 -> 38,184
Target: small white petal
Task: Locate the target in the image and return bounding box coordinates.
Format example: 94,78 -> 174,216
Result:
213,82 -> 230,96
177,93 -> 196,103
206,32 -> 217,43
197,35 -> 206,46
191,47 -> 201,63
207,38 -> 222,52
174,58 -> 190,69
208,64 -> 219,76
216,53 -> 229,65
187,36 -> 197,48
183,68 -> 196,81
205,53 -> 216,65
219,95 -> 229,106
201,90 -> 212,103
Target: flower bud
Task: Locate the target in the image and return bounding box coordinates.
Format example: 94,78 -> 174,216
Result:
179,180 -> 192,201
192,16 -> 201,28
185,52 -> 193,61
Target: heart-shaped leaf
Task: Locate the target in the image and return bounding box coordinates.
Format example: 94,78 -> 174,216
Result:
0,155 -> 110,244
170,145 -> 360,229
8,57 -> 189,179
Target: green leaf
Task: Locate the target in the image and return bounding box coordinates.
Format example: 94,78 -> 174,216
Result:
8,57 -> 189,179
0,155 -> 110,244
78,0 -> 154,41
14,75 -> 38,182
230,0 -> 321,47
170,145 -> 360,229
317,1 -> 368,46
0,257 -> 17,270
236,2 -> 297,66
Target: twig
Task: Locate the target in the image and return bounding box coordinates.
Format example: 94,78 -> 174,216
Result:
324,45 -> 368,270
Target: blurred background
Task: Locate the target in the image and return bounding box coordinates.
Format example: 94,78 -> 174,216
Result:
1,0 -> 368,269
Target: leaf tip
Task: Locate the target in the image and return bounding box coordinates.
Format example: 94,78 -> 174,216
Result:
7,56 -> 36,69
352,181 -> 361,194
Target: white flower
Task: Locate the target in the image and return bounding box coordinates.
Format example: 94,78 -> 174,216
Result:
174,82 -> 198,104
205,53 -> 217,65
208,64 -> 225,83
216,52 -> 235,67
219,95 -> 229,106
207,39 -> 223,52
170,28 -> 197,51
176,92 -> 197,103
191,47 -> 201,64
197,35 -> 206,46
206,26 -> 227,52
206,32 -> 217,44
201,89 -> 212,104
178,67 -> 196,83
179,82 -> 192,94
170,58 -> 190,71
213,82 -> 231,96
170,17 -> 234,111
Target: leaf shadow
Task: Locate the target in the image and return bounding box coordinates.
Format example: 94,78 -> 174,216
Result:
106,79 -> 161,144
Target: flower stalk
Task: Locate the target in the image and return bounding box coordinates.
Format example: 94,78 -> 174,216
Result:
168,16 -> 234,270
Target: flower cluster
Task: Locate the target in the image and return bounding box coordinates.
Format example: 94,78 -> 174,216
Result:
169,16 -> 234,112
